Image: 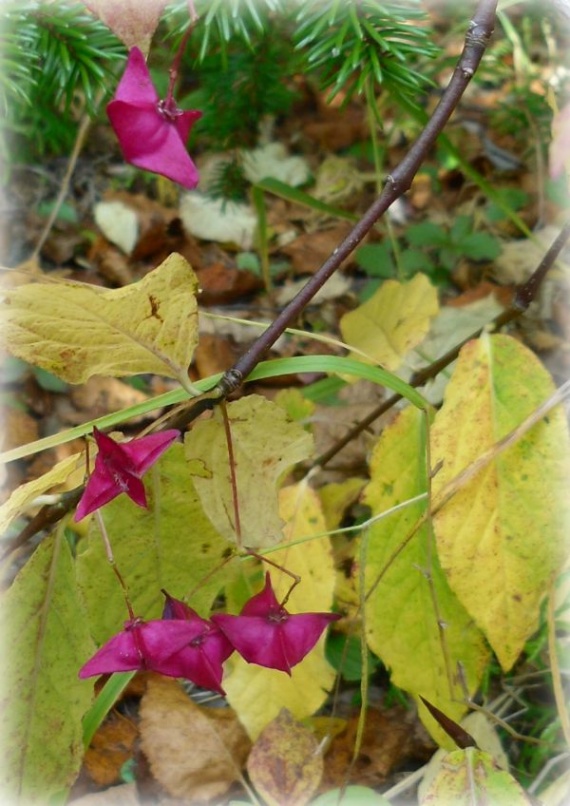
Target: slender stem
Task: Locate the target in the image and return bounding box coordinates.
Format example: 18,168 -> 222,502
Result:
215,0 -> 498,392
547,577 -> 570,747
30,89 -> 105,262
165,24 -> 194,105
220,402 -> 242,547
94,510 -> 134,619
244,550 -> 300,607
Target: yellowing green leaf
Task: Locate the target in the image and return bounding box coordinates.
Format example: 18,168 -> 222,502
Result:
0,253 -> 199,385
184,396 -> 313,548
363,406 -> 489,743
223,646 -> 335,742
418,712 -> 509,803
247,709 -> 323,806
223,483 -> 337,738
431,333 -> 570,670
419,748 -> 531,805
0,530 -> 95,803
76,444 -> 231,642
340,274 -> 439,370
319,478 -> 366,531
0,452 -> 83,534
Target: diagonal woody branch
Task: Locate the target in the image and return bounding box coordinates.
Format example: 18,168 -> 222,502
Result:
210,0 -> 499,398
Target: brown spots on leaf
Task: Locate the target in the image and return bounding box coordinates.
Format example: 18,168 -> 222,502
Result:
148,294 -> 163,322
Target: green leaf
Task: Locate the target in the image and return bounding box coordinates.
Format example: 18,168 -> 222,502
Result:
401,248 -> 435,276
0,530 -> 95,803
311,786 -> 391,805
460,232 -> 502,261
431,333 -> 570,670
355,243 -> 395,278
449,215 -> 473,243
0,453 -> 82,535
406,221 -> 449,248
76,444 -> 231,643
255,177 -> 358,221
326,634 -> 378,682
486,188 -> 528,222
185,395 -> 313,548
364,407 -> 489,743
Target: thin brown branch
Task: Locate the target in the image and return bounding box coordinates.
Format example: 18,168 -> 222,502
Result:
210,0 -> 499,396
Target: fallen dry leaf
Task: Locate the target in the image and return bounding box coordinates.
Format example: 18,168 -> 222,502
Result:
281,222 -> 356,275
247,708 -> 323,806
139,675 -> 251,801
321,706 -> 434,791
68,782 -> 140,806
94,201 -> 139,255
67,377 -> 149,423
84,711 -> 138,787
193,332 -> 240,378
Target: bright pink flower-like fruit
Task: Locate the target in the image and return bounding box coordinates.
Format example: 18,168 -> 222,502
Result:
161,591 -> 234,694
107,47 -> 202,188
212,573 -> 340,675
79,617 -> 202,678
74,427 -> 179,521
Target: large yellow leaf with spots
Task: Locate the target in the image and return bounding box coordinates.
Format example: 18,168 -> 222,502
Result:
0,253 -> 199,385
340,274 -> 438,370
431,333 -> 570,670
364,406 -> 489,743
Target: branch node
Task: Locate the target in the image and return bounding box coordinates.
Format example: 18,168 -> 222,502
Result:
218,369 -> 244,396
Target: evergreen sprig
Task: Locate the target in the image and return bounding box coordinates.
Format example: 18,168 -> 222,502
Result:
1,1 -> 124,159
294,0 -> 441,102
184,27 -> 299,149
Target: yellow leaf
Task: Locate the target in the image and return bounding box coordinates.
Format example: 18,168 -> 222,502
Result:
184,396 -> 313,548
419,748 -> 531,805
340,274 -> 439,370
363,406 -> 489,743
319,478 -> 365,531
223,483 -> 337,738
247,709 -> 323,806
0,453 -> 83,535
0,253 -> 199,385
431,334 -> 570,670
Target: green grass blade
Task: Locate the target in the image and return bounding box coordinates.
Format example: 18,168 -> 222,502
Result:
82,671 -> 135,749
0,355 -> 427,464
254,177 -> 358,221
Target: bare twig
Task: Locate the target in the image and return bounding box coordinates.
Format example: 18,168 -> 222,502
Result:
210,0 -> 500,397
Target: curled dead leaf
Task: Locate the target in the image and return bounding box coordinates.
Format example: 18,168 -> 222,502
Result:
139,675 -> 251,801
